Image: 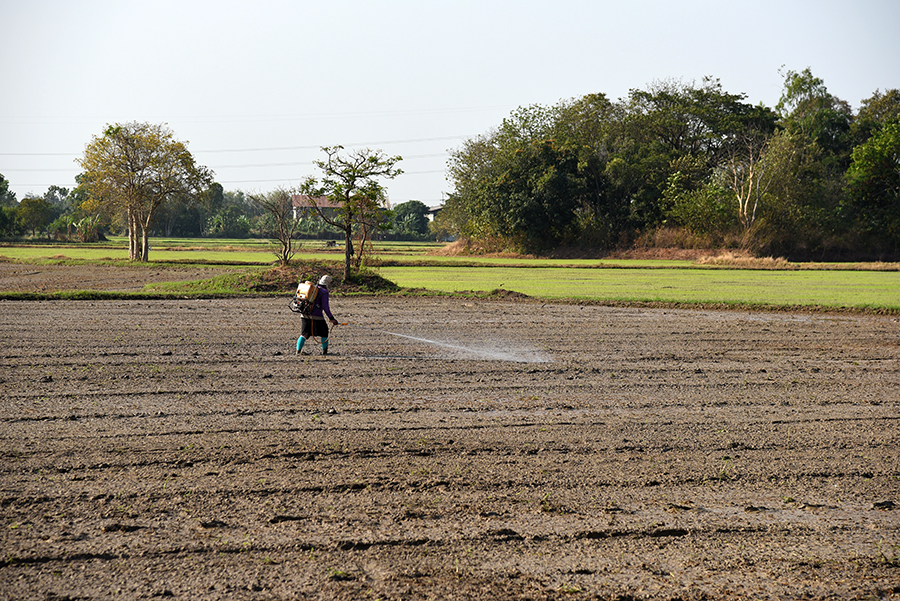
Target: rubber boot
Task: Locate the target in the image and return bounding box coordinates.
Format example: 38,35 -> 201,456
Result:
296,336 -> 306,355
321,337 -> 329,356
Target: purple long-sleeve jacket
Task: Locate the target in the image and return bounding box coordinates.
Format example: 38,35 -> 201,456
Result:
310,286 -> 335,321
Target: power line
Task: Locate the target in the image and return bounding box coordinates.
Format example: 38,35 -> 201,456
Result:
197,135 -> 470,154
209,152 -> 447,169
0,135 -> 472,158
2,168 -> 75,172
11,168 -> 449,188
0,152 -> 77,157
3,153 -> 449,172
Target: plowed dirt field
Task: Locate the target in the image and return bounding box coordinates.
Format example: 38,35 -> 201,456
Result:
1,271 -> 899,599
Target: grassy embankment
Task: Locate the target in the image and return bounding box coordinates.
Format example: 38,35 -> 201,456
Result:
1,238 -> 898,312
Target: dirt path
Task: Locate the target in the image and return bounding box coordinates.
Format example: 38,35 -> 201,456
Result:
1,296 -> 899,600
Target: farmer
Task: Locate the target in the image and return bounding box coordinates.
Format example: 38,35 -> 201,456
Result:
296,274 -> 339,356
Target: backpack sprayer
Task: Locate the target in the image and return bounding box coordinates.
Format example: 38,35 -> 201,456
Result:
289,280 -> 318,315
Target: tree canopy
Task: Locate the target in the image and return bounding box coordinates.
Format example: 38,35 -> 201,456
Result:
444,72 -> 900,260
8,68 -> 898,261
299,146 -> 402,279
0,174 -> 17,207
77,122 -> 214,261
844,117 -> 900,249
392,200 -> 431,239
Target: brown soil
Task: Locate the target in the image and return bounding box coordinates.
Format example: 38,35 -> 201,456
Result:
1,267 -> 899,600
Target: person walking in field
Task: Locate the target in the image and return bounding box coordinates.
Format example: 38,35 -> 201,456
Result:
296,275 -> 339,356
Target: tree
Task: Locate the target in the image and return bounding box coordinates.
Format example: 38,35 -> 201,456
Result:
445,134 -> 504,245
299,146 -> 402,280
844,118 -> 900,252
392,200 -> 430,238
776,67 -> 853,171
77,122 -> 214,261
17,195 -> 53,237
249,187 -> 302,265
62,173 -> 109,242
428,208 -> 455,242
0,173 -> 18,207
853,89 -> 900,145
154,182 -> 224,237
491,139 -> 585,251
724,131 -> 786,235
41,186 -> 76,239
0,207 -> 19,236
549,93 -> 634,246
751,128 -> 838,258
446,101 -> 601,252
663,174 -> 735,239
624,78 -> 777,228
757,68 -> 853,258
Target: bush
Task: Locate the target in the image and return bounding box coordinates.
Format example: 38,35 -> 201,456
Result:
667,183 -> 738,237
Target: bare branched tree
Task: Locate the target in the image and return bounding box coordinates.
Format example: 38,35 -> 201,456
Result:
725,131 -> 794,240
250,187 -> 301,265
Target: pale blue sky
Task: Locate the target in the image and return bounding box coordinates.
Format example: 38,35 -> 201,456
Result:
2,0 -> 898,206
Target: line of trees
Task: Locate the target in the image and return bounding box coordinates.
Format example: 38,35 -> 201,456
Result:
439,69 -> 900,260
8,67 -> 893,262
2,126 -> 420,271
1,163 -> 428,256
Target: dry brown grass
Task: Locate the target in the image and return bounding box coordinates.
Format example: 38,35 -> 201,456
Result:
426,239 -> 535,259
695,253 -> 797,269
696,253 -> 900,271
424,239 -> 900,270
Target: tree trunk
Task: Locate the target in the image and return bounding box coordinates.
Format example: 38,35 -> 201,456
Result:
141,231 -> 148,262
343,224 -> 352,281
128,210 -> 137,261
133,214 -> 140,260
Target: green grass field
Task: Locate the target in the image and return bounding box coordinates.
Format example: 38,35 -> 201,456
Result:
0,238 -> 684,267
0,237 -> 283,264
2,237 -> 898,310
379,265 -> 900,310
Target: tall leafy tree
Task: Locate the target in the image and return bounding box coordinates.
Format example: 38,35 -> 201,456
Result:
155,182 -> 225,237
0,207 -> 18,236
17,195 -> 53,237
624,77 -> 777,228
77,122 -> 214,261
446,101 -> 599,252
489,139 -> 585,252
0,173 -> 18,207
776,67 -> 853,170
392,200 -> 431,239
299,146 -> 402,280
760,68 -> 855,257
852,89 -> 900,145
0,175 -> 18,236
844,118 -> 900,253
445,134 -> 502,244
549,93 -> 628,244
721,117 -> 785,237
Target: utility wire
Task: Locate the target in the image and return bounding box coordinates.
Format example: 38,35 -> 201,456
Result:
0,136 -> 472,158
